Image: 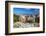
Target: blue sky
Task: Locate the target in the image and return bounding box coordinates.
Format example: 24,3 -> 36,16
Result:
13,8 -> 39,15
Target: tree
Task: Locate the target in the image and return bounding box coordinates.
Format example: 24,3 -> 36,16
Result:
14,14 -> 19,23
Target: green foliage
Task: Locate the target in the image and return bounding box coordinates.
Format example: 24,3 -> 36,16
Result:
13,14 -> 19,23
35,17 -> 39,23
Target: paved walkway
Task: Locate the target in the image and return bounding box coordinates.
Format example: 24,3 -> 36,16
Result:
14,22 -> 39,28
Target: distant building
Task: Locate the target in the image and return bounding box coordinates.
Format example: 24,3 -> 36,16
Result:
19,15 -> 26,23
19,15 -> 35,23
